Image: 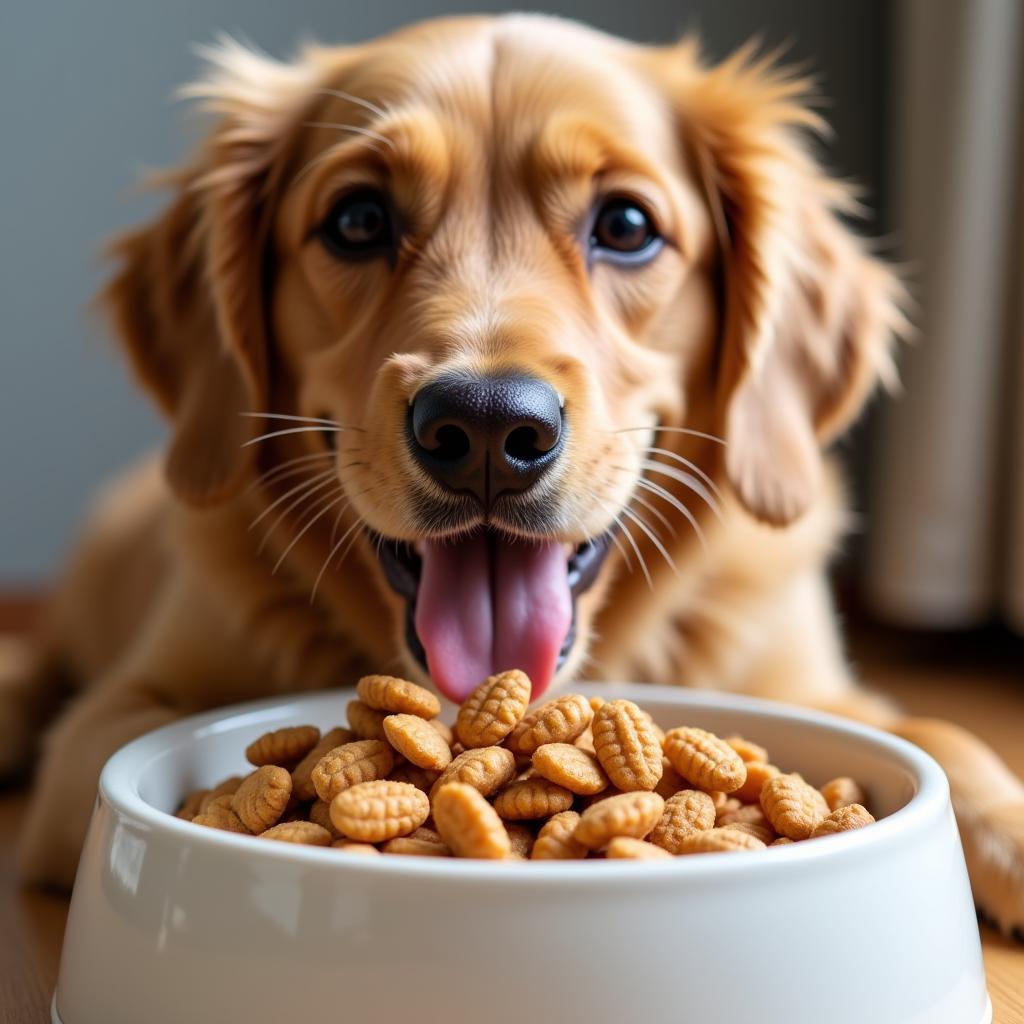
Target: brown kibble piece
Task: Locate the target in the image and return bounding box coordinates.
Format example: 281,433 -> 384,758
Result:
592,700 -> 663,792
384,713 -> 453,771
245,725 -> 321,768
677,827 -> 767,854
176,789 -> 208,820
573,791 -> 665,850
810,803 -> 875,838
433,782 -> 512,859
574,725 -> 596,756
456,671 -> 532,748
383,836 -> 452,856
717,803 -> 771,829
733,761 -> 780,804
388,760 -> 442,793
532,811 -> 587,860
259,821 -> 332,845
346,700 -> 389,741
531,743 -> 609,796
725,735 -> 769,764
771,837 -> 795,846
820,777 -> 867,812
193,794 -> 251,834
663,727 -> 747,794
291,727 -> 355,801
760,773 -> 830,840
648,789 -> 717,853
407,826 -> 445,844
309,798 -> 342,838
231,766 -> 292,833
718,821 -> 776,844
311,740 -> 394,803
329,780 -> 430,843
492,777 -> 574,820
504,823 -> 536,859
357,675 -> 441,719
331,840 -> 379,854
430,745 -> 517,800
654,758 -> 686,800
606,837 -> 673,860
506,693 -> 593,755
707,791 -> 730,811
428,719 -> 454,745
198,775 -> 245,813
580,786 -> 626,810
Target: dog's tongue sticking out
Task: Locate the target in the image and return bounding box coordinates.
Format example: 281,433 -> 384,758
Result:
415,533 -> 572,703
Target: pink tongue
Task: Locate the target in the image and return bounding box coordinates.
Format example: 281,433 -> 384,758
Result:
415,533 -> 572,703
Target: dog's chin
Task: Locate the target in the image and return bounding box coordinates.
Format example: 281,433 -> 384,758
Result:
371,524 -> 613,703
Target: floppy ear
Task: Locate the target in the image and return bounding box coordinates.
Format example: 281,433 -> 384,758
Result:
675,44 -> 906,526
102,39 -> 316,505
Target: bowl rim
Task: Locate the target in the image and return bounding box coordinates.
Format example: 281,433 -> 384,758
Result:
97,683 -> 950,887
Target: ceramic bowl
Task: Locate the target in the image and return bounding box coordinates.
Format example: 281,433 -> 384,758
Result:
52,684 -> 990,1024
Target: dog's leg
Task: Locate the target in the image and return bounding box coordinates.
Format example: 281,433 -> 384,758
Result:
741,579 -> 1024,937
17,679 -> 180,889
892,718 -> 1024,939
808,691 -> 1024,938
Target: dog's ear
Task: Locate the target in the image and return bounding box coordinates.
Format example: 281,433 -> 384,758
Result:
672,43 -> 906,526
102,39 -> 317,505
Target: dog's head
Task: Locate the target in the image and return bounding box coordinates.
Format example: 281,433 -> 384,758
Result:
104,16 -> 903,701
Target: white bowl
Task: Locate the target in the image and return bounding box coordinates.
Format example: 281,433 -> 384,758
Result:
53,684 -> 990,1024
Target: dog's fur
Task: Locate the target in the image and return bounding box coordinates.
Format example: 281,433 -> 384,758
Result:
4,15 -> 1023,932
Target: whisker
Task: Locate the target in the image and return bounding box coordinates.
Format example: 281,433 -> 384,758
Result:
611,511 -> 652,590
302,121 -> 396,152
250,467 -> 336,530
249,452 -> 334,493
240,411 -> 341,427
638,459 -> 722,521
620,506 -> 678,576
632,476 -> 707,553
316,87 -> 389,121
256,473 -> 341,556
328,500 -> 350,549
310,516 -> 365,604
638,446 -> 723,502
611,425 -> 727,445
629,491 -> 676,539
242,425 -> 352,448
272,491 -> 349,575
607,527 -> 634,571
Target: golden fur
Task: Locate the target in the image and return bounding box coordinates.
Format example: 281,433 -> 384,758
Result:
3,16 -> 1022,932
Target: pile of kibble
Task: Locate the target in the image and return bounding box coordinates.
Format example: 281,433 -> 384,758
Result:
178,670 -> 875,859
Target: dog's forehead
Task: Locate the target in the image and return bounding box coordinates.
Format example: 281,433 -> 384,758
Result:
320,15 -> 680,174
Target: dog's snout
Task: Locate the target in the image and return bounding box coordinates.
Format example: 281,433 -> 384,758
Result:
409,373 -> 564,506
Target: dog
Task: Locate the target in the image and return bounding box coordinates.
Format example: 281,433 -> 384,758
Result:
3,15 -> 1022,934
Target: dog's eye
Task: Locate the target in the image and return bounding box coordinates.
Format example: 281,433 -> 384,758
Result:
319,189 -> 393,257
590,198 -> 661,261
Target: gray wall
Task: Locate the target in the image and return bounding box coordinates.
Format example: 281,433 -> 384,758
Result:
0,0 -> 888,581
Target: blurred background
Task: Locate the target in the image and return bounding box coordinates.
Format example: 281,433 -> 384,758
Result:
1,0 -> 1022,643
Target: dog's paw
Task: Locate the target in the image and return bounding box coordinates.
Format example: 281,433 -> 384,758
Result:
959,799 -> 1024,941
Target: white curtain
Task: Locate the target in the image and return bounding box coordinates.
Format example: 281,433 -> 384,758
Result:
865,0 -> 1024,634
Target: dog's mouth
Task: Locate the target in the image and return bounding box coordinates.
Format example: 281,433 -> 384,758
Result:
374,528 -> 613,702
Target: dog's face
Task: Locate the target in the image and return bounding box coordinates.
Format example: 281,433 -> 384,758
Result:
106,16 -> 902,701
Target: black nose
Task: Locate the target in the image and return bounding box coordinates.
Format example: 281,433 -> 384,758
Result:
409,373 -> 565,507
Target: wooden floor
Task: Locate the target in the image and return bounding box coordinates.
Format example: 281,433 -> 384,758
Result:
0,598 -> 1021,1022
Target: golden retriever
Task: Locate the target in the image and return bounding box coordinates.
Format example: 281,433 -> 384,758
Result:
4,14 -> 1022,934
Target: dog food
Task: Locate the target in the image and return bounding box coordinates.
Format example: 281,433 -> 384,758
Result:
180,669 -> 877,858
